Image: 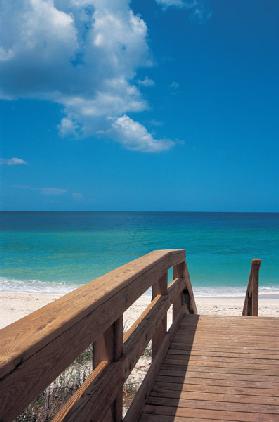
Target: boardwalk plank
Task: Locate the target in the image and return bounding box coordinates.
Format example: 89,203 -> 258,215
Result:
138,315 -> 279,422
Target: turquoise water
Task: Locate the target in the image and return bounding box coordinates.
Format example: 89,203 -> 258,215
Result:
0,212 -> 278,296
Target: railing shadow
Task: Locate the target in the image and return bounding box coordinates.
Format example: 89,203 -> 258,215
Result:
143,313 -> 199,421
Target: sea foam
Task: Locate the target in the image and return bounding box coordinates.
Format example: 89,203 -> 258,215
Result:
1,276 -> 279,298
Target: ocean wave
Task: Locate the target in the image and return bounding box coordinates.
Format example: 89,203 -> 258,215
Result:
0,277 -> 76,294
194,286 -> 279,298
0,276 -> 279,298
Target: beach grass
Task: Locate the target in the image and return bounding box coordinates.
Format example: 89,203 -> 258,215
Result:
16,344 -> 152,421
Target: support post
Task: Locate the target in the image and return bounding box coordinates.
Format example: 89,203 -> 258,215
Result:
93,317 -> 123,421
173,262 -> 185,319
242,259 -> 261,316
152,272 -> 168,359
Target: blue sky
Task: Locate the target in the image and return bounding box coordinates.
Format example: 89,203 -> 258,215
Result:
0,0 -> 278,211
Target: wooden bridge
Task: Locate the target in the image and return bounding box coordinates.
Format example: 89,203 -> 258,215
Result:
0,249 -> 278,421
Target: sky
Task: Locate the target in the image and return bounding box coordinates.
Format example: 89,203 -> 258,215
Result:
0,0 -> 278,212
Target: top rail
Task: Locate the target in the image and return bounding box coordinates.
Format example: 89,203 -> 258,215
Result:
0,248 -> 196,421
242,258 -> 261,316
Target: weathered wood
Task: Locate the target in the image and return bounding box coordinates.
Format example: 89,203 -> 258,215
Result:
172,263 -> 184,320
123,295 -> 168,377
93,317 -> 123,366
243,258 -> 261,316
183,259 -> 197,314
46,277 -> 187,422
150,387 -> 279,406
153,381 -> 279,397
157,373 -> 279,389
168,348 -> 279,360
0,249 -> 185,380
152,272 -> 167,358
164,356 -> 279,371
140,415 -> 212,422
146,396 -> 279,414
0,249 -> 185,420
140,314 -> 279,421
124,308 -> 187,422
173,259 -> 197,319
123,276 -> 184,377
93,316 -> 123,421
142,404 -> 277,421
1,252 -> 275,422
159,367 -> 279,382
53,360 -> 123,422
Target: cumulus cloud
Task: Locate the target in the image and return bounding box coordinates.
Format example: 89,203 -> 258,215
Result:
155,0 -> 211,22
155,0 -> 185,8
0,157 -> 27,166
112,114 -> 173,152
138,76 -> 155,87
0,0 -> 173,152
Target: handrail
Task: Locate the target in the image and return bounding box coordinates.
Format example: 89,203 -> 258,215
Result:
0,249 -> 197,421
242,259 -> 261,316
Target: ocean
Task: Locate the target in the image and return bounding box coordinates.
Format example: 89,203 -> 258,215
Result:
0,211 -> 278,297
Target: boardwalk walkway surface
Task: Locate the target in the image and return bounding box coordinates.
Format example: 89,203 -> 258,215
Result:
0,249 -> 278,421
140,314 -> 279,422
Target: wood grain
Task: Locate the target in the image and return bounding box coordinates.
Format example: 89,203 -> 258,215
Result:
53,277 -> 189,421
140,314 -> 279,421
243,259 -> 261,316
152,272 -> 168,358
0,249 -> 185,420
124,307 -> 187,422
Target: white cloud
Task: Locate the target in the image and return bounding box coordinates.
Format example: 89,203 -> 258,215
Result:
59,117 -> 78,137
155,0 -> 211,22
0,157 -> 27,166
155,0 -> 185,8
14,185 -> 84,198
138,76 -> 155,87
112,114 -> 173,152
14,185 -> 67,195
40,187 -> 67,196
170,80 -> 180,90
0,0 -> 172,152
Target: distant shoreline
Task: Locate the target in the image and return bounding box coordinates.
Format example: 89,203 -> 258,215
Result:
1,278 -> 279,298
0,290 -> 278,331
1,210 -> 279,214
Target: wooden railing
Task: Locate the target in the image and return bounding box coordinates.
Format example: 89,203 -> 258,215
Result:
0,249 -> 197,422
242,259 -> 261,316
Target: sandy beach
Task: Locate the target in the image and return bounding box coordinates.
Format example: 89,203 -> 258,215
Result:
0,289 -> 278,418
0,290 -> 278,330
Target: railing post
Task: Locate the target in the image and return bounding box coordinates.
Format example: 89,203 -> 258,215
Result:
173,258 -> 197,317
242,259 -> 261,316
152,272 -> 168,359
173,261 -> 186,319
251,260 -> 260,316
93,316 -> 123,421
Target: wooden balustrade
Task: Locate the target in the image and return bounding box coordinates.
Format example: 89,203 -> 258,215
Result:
0,249 -> 197,421
242,258 -> 261,316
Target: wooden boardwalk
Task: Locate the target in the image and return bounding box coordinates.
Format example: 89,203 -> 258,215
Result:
140,315 -> 279,421
0,249 -> 278,421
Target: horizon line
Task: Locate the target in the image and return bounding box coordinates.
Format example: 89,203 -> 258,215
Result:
1,210 -> 279,214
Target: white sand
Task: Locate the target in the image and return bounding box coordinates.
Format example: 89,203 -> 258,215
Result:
196,296 -> 279,317
0,291 -> 63,329
0,291 -> 278,330
0,289 -> 277,415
